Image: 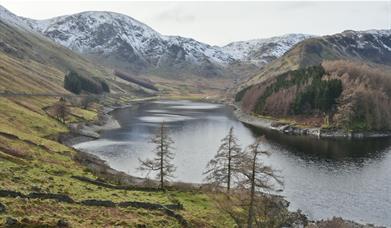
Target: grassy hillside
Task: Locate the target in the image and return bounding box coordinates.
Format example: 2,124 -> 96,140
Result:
0,94 -> 237,227
0,18 -> 238,227
0,21 -> 110,83
0,19 -> 156,98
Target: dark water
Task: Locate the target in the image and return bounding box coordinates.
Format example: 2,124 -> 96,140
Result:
74,100 -> 391,226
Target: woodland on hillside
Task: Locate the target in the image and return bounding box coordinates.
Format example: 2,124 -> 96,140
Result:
324,60 -> 391,130
237,61 -> 391,131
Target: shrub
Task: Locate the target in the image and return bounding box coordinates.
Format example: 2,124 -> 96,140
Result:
64,71 -> 82,94
64,70 -> 110,94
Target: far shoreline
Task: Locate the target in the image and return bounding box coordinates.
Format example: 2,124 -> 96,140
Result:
230,104 -> 391,139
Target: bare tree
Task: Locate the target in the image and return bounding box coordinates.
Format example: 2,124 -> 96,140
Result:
237,137 -> 283,228
52,97 -> 69,123
204,127 -> 242,193
80,95 -> 97,109
138,122 -> 176,189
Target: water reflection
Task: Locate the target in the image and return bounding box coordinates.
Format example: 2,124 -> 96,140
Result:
74,100 -> 391,226
247,124 -> 391,162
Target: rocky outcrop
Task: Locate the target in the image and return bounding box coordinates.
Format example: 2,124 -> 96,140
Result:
71,175 -> 160,192
27,192 -> 74,203
80,199 -> 116,207
306,217 -> 385,228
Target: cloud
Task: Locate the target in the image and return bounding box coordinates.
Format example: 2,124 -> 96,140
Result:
155,6 -> 195,24
277,1 -> 319,11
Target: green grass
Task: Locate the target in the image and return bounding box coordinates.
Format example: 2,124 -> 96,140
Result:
0,95 -> 236,227
0,198 -> 180,227
1,19 -> 237,227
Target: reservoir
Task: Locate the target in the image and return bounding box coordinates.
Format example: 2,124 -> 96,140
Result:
74,100 -> 391,226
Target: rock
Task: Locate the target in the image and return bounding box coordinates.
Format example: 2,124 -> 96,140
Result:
78,128 -> 100,139
80,199 -> 116,207
5,217 -> 18,226
118,201 -> 162,210
27,192 -> 74,203
165,203 -> 184,210
0,189 -> 25,198
30,185 -> 42,192
57,219 -> 70,227
21,218 -> 30,224
0,203 -> 6,213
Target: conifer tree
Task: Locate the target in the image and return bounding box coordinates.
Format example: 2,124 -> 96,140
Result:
237,137 -> 283,228
204,127 -> 242,193
138,122 -> 176,189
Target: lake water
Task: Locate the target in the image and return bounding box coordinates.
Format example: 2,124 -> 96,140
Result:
74,100 -> 391,226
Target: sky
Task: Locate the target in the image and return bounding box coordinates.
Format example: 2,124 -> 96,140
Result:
0,1 -> 390,46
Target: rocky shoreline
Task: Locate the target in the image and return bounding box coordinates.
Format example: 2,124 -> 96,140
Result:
61,106 -> 122,146
233,108 -> 391,139
61,99 -> 386,228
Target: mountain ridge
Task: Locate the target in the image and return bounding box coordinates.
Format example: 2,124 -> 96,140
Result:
0,5 -> 311,78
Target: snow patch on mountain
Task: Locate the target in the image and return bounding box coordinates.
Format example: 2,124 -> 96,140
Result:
221,34 -> 313,65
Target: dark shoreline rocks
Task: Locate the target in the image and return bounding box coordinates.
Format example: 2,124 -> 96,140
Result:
234,108 -> 391,139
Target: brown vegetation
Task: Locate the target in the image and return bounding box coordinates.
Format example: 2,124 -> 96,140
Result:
323,60 -> 391,130
263,85 -> 301,116
239,60 -> 391,131
241,84 -> 266,113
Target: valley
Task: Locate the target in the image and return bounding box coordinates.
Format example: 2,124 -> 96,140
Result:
0,3 -> 390,228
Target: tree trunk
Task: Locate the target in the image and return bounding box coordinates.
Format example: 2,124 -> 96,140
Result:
227,130 -> 232,193
160,124 -> 164,189
247,151 -> 257,228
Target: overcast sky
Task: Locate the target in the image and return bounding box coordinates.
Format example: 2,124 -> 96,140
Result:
0,1 -> 390,46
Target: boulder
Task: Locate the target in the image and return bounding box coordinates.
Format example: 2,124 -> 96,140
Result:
0,203 -> 6,213
28,192 -> 74,203
5,217 -> 18,226
57,219 -> 70,227
0,189 -> 25,198
80,199 -> 116,207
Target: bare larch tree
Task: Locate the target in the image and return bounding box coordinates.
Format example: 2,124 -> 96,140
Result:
52,97 -> 69,123
138,122 -> 176,189
204,126 -> 242,193
237,136 -> 283,228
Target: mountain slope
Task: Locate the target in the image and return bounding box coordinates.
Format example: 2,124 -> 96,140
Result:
242,30 -> 391,87
1,15 -> 155,97
235,30 -> 391,131
222,34 -> 313,66
0,5 -> 310,79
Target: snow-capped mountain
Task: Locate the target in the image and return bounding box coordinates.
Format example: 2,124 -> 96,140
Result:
0,5 -> 37,29
222,34 -> 313,65
0,5 -> 310,78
